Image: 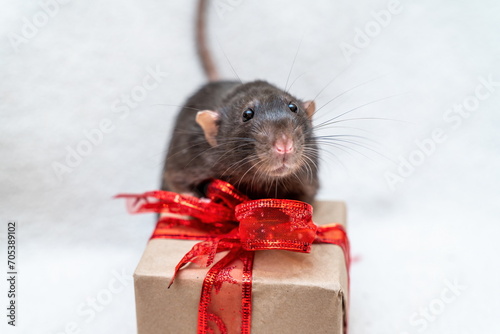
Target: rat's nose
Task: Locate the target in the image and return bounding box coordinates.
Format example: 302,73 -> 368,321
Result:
274,135 -> 294,154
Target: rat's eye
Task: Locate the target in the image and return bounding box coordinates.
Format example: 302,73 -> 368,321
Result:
288,103 -> 298,113
242,109 -> 254,122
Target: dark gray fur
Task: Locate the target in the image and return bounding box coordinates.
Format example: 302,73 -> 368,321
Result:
161,80 -> 319,203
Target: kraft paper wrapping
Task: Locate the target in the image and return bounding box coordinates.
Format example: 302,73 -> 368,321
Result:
134,201 -> 348,334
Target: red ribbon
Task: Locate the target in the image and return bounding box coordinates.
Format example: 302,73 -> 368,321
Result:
117,179 -> 350,334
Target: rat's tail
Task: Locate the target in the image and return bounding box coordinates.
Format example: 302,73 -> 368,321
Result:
196,0 -> 219,81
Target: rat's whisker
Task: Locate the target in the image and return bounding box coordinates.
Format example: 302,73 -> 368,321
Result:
236,159 -> 264,189
316,139 -> 387,163
220,154 -> 260,178
314,117 -> 408,130
314,93 -> 406,129
151,104 -> 204,112
311,66 -> 349,102
286,71 -> 307,93
314,134 -> 383,147
215,37 -> 243,83
284,37 -> 303,92
313,74 -> 388,118
313,124 -> 374,134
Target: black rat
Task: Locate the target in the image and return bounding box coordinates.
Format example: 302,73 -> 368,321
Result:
161,0 -> 319,204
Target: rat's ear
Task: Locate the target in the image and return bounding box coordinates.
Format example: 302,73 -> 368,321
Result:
196,110 -> 219,146
303,100 -> 316,119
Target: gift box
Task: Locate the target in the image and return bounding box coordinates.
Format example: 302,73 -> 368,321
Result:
133,200 -> 349,334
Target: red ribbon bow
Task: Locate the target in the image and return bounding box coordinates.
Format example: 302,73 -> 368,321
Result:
117,179 -> 350,334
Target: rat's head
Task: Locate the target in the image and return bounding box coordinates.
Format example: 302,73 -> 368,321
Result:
196,81 -> 318,185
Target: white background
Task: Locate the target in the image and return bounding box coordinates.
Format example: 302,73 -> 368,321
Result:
1,0 -> 499,333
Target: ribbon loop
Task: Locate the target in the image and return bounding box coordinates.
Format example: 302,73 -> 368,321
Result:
235,199 -> 317,253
